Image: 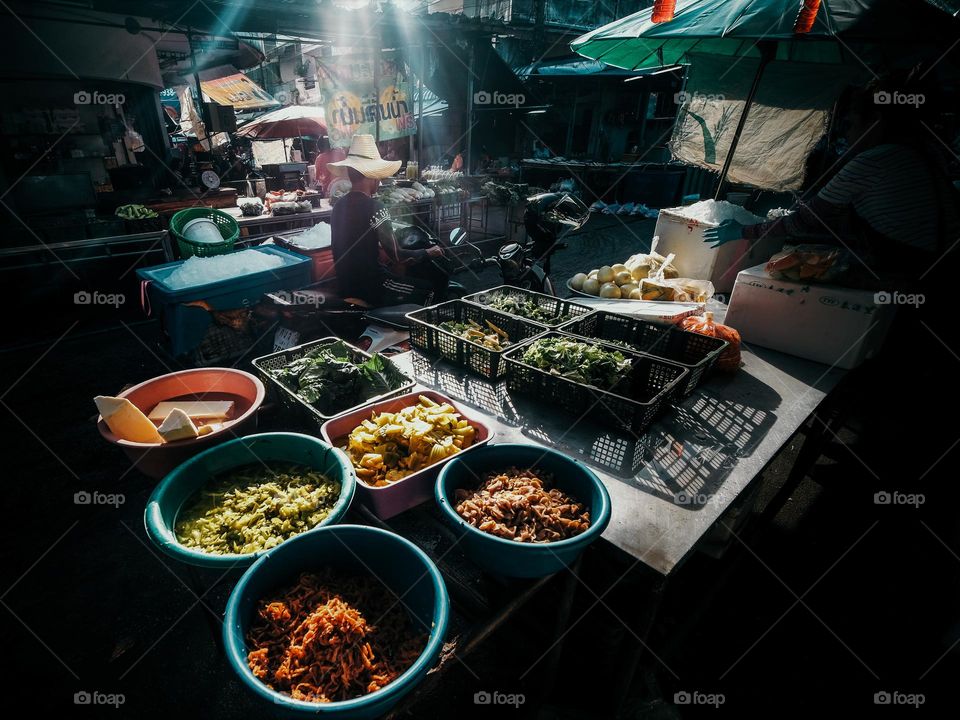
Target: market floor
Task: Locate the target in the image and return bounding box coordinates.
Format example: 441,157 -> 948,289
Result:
2,217 -> 957,717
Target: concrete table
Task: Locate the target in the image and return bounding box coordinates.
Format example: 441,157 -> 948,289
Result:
388,343 -> 847,712
391,346 -> 845,576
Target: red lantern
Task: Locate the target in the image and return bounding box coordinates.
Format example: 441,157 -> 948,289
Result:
651,0 -> 677,24
794,0 -> 821,34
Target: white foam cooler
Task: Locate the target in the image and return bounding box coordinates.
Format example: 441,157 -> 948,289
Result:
724,264 -> 896,369
653,209 -> 783,295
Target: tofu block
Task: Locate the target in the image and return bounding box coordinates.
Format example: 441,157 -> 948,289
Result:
158,408 -> 200,442
147,400 -> 234,423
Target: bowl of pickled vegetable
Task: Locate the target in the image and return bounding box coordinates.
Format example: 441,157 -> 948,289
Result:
145,432 -> 356,568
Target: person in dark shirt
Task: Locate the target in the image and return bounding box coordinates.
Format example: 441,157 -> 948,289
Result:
703,74 -> 958,274
328,134 -> 443,305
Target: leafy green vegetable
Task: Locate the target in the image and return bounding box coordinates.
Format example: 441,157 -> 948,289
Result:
488,294 -> 570,326
272,341 -> 408,414
521,336 -> 632,389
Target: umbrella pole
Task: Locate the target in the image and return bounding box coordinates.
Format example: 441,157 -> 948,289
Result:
714,42 -> 774,200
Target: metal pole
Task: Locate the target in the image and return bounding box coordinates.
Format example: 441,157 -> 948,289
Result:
374,44 -> 380,143
417,42 -> 425,168
188,31 -> 214,154
466,40 -> 475,174
713,42 -> 774,200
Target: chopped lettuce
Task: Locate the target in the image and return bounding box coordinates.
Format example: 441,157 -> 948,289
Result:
521,336 -> 632,389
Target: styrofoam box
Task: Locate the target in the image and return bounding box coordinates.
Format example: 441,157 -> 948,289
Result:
653,209 -> 783,295
724,264 -> 896,369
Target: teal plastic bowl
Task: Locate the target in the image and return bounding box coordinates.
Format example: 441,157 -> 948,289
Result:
144,432 -> 356,569
223,525 -> 449,718
435,443 -> 611,578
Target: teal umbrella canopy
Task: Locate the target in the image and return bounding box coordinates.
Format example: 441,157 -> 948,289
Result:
571,0 -> 951,70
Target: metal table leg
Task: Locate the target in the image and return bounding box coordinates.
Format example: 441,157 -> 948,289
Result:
611,574 -> 668,716
539,555 -> 583,697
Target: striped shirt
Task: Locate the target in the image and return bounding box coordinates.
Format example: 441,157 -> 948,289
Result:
818,144 -> 939,252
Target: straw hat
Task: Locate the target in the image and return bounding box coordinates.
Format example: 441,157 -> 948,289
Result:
327,134 -> 402,179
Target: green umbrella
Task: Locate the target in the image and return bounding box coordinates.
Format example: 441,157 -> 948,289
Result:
571,0 -> 945,70
571,0 -> 954,193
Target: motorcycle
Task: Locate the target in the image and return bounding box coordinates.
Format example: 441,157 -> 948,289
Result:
258,191 -> 591,353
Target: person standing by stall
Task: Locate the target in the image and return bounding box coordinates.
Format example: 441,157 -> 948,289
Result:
327,134 -> 443,306
313,137 -> 347,196
703,76 -> 958,273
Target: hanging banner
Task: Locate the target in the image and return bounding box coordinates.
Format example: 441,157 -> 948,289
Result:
200,73 -> 279,110
317,52 -> 415,148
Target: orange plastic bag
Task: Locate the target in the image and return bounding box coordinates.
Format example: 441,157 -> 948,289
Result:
680,312 -> 741,372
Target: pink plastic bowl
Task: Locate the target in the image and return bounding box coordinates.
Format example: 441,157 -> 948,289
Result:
321,390 -> 492,519
97,368 -> 265,480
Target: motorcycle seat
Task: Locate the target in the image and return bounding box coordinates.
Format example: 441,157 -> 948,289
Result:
364,304 -> 421,329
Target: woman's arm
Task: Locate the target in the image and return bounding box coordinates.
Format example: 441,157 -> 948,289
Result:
742,196 -> 848,242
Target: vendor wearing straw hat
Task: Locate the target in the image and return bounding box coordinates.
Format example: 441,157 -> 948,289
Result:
328,134 -> 444,305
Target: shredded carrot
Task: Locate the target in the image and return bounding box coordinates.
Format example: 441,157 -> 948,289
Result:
246,570 -> 427,703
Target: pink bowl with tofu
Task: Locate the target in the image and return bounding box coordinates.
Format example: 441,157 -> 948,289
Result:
321,391 -> 492,519
97,368 -> 265,480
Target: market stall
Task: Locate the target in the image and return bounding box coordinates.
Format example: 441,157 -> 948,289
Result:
8,0 -> 959,715
93,254 -> 856,716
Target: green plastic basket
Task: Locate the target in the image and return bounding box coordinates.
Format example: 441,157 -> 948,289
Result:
169,207 -> 240,258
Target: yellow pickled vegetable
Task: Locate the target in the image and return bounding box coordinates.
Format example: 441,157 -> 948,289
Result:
343,396 -> 476,487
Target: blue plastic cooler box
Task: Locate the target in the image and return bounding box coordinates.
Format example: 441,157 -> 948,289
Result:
137,245 -> 310,357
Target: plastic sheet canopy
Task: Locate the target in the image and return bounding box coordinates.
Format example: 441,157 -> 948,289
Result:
669,54 -> 859,192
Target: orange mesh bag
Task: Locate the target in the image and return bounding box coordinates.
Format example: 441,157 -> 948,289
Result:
680,312 -> 741,372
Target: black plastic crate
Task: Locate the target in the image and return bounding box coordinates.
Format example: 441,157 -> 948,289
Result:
502,331 -> 688,434
462,285 -> 592,327
560,311 -> 727,398
406,299 -> 545,379
251,337 -> 414,431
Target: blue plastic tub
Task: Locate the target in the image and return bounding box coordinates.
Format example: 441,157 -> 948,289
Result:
137,245 -> 310,357
223,525 -> 449,719
144,432 -> 355,569
435,443 -> 611,578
